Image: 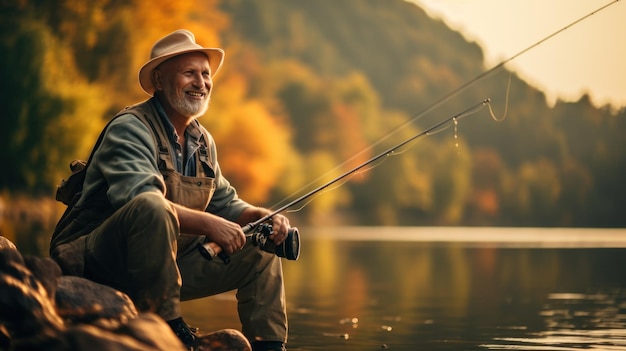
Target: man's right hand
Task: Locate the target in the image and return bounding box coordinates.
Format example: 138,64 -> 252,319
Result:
172,202 -> 246,255
203,216 -> 246,254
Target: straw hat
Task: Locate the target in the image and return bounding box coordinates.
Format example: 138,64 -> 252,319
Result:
139,29 -> 225,95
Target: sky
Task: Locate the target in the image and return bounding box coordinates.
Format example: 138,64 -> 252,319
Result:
410,0 -> 626,109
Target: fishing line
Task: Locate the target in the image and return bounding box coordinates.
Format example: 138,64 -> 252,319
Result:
282,98 -> 489,215
417,0 -> 620,119
486,73 -> 511,122
252,98 -> 491,227
285,152 -> 392,214
278,95 -> 493,215
270,0 -> 619,212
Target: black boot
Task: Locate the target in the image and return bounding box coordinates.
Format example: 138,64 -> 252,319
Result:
167,317 -> 197,350
251,340 -> 286,351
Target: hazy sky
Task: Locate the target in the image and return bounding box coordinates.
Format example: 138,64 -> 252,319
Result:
411,0 -> 625,109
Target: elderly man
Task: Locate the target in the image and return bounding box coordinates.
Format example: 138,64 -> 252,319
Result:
50,29 -> 290,351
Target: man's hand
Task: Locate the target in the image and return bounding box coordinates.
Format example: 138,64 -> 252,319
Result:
267,214 -> 290,245
173,202 -> 246,255
237,207 -> 291,245
205,216 -> 247,254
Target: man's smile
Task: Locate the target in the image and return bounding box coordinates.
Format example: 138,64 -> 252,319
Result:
186,91 -> 205,98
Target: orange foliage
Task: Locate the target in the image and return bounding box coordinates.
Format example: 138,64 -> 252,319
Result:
126,2 -> 293,204
472,148 -> 503,189
201,72 -> 293,204
471,189 -> 499,216
330,102 -> 371,178
469,148 -> 503,217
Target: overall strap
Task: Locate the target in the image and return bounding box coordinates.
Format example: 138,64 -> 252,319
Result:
118,100 -> 175,173
142,114 -> 174,172
192,119 -> 216,178
120,99 -> 215,178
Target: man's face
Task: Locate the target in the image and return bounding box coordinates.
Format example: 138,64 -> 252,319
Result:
157,52 -> 212,119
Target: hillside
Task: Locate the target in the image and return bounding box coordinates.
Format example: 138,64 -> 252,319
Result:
217,0 -> 626,227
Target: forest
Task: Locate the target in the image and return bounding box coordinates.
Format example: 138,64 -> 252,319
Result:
1,0 -> 625,229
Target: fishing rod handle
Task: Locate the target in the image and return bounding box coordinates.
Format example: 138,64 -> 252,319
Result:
196,223 -> 258,264
196,240 -> 231,264
241,223 -> 256,234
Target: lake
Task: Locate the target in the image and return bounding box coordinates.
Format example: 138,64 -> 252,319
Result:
181,226 -> 626,350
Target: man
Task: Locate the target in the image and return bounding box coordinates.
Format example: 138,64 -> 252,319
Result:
50,29 -> 290,351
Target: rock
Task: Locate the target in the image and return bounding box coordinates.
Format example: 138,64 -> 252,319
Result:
0,237 -> 252,351
0,246 -> 185,350
55,276 -> 138,325
23,255 -> 62,300
0,324 -> 9,350
0,236 -> 16,250
195,329 -> 252,351
0,248 -> 64,340
63,313 -> 185,351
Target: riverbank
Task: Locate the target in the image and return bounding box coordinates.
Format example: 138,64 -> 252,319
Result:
0,236 -> 252,350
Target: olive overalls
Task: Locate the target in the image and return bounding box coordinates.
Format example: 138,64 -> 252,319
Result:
51,100 -> 287,343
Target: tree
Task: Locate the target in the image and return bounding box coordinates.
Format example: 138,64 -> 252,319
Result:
0,17 -> 105,193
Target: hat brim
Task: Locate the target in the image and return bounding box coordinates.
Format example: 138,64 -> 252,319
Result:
138,48 -> 224,96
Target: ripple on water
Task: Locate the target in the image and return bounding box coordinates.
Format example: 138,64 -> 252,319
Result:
482,290 -> 626,350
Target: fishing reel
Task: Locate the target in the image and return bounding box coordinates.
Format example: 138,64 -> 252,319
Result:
196,223 -> 300,262
251,223 -> 300,261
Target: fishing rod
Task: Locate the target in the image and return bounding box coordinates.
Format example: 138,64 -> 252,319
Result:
198,98 -> 492,263
198,0 -> 621,263
243,0 -> 620,233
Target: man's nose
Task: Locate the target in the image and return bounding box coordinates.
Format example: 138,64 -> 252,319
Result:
193,73 -> 211,89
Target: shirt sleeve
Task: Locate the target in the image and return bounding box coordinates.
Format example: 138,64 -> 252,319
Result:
92,114 -> 166,209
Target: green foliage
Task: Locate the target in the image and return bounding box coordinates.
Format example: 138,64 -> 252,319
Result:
0,15 -> 101,194
0,19 -> 55,192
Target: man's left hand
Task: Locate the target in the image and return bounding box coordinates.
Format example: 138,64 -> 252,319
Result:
268,214 -> 290,245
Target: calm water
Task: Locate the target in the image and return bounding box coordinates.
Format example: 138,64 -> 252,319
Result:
181,226 -> 626,351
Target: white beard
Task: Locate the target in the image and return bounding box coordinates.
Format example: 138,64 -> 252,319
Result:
162,82 -> 210,118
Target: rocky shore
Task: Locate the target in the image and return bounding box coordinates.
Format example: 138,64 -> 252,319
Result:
0,235 -> 251,351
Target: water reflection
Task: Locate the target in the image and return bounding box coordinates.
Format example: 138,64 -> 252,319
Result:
484,291 -> 626,350
180,227 -> 626,350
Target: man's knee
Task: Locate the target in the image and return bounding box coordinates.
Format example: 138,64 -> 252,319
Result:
128,192 -> 177,224
244,246 -> 284,281
129,191 -> 174,213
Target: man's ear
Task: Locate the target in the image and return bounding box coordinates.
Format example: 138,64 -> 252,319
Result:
152,69 -> 162,91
